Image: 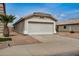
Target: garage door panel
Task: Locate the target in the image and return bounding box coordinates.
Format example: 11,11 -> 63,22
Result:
28,23 -> 41,33
28,22 -> 54,34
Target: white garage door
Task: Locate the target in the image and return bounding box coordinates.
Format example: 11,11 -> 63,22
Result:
28,22 -> 54,34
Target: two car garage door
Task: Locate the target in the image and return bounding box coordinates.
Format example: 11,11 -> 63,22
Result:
28,22 -> 54,34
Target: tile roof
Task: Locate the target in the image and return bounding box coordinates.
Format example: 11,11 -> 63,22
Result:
14,12 -> 57,25
57,18 -> 79,25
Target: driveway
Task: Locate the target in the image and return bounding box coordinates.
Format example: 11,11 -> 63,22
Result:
31,34 -> 79,43
0,35 -> 79,56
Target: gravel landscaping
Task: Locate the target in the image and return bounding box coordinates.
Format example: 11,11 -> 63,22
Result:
57,32 -> 79,39
0,32 -> 41,49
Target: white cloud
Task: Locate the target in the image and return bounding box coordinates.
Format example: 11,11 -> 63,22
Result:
60,14 -> 65,17
24,7 -> 51,15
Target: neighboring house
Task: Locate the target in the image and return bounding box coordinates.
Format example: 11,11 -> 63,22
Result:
14,12 -> 57,35
57,19 -> 79,32
0,3 -> 6,15
0,3 -> 6,35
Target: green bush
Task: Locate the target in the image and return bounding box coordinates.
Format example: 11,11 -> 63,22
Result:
0,37 -> 12,42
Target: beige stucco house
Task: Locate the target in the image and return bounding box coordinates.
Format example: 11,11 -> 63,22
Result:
14,12 -> 57,35
57,19 -> 79,32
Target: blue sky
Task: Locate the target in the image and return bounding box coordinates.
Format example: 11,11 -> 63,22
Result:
6,3 -> 79,23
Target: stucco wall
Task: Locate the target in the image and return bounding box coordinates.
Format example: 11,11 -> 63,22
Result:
0,3 -> 5,14
57,25 -> 70,32
57,24 -> 79,32
70,24 -> 79,32
0,21 -> 4,35
15,20 -> 25,34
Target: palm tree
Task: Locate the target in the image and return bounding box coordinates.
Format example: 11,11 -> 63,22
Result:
0,14 -> 16,37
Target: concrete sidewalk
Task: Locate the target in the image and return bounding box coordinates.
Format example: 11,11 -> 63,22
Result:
0,35 -> 79,56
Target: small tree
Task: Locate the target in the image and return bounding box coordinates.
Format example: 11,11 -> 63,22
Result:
0,14 -> 16,37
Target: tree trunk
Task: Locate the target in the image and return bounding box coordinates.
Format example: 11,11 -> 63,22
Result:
3,23 -> 9,37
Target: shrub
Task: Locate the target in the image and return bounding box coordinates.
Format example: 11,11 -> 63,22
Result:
70,31 -> 75,33
0,37 -> 12,42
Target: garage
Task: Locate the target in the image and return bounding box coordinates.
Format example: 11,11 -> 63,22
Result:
14,12 -> 57,35
28,22 -> 54,34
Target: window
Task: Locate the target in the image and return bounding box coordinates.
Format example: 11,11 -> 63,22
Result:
64,25 -> 66,29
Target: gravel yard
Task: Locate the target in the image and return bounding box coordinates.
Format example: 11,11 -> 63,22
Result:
0,32 -> 41,49
57,32 -> 79,39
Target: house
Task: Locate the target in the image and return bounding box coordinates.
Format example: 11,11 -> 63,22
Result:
57,19 -> 79,32
14,12 -> 57,35
0,3 -> 6,35
0,3 -> 6,15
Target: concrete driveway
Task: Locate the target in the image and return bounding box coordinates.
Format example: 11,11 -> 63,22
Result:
31,34 -> 79,43
0,35 -> 79,56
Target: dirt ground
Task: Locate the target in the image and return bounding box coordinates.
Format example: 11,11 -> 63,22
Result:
0,32 -> 41,49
